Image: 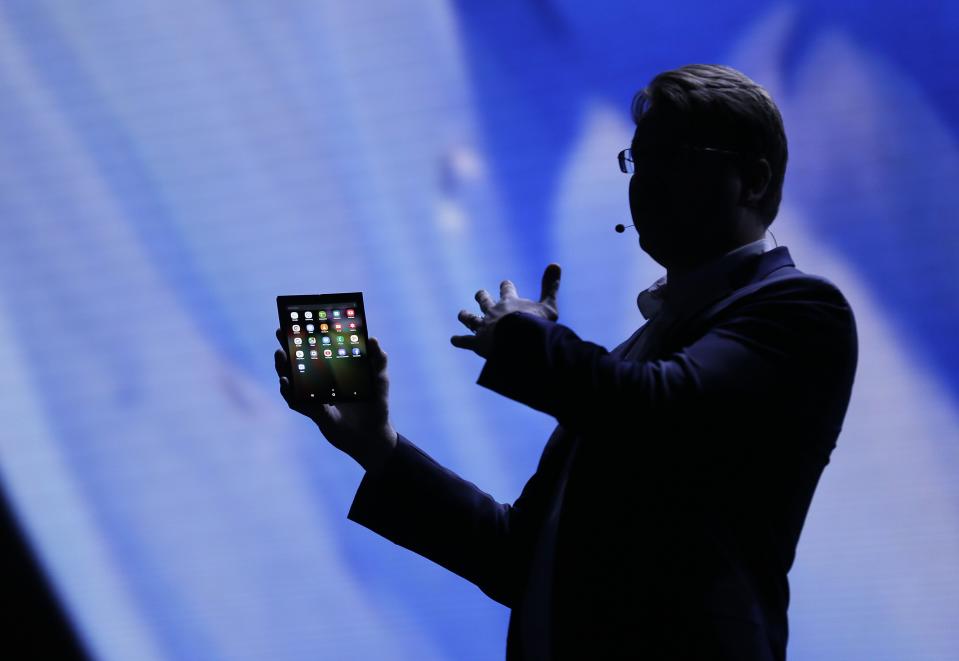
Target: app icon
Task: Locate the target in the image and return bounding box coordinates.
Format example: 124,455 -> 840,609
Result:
334,322 -> 342,332
352,347 -> 361,356
323,349 -> 332,358
319,323 -> 329,332
297,363 -> 306,372
336,335 -> 344,344
292,324 -> 300,333
337,347 -> 347,356
290,312 -> 299,320
304,311 -> 313,319
321,336 -> 331,345
295,350 -> 304,359
306,323 -> 314,333
349,334 -> 359,343
348,321 -> 356,330
310,349 -> 318,358
293,337 -> 303,346
318,310 -> 327,320
308,336 -> 317,345
332,310 -> 341,318
346,308 -> 355,318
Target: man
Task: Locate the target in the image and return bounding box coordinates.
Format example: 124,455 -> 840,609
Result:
274,64 -> 858,660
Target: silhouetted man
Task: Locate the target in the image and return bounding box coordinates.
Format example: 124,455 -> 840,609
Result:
275,64 -> 858,660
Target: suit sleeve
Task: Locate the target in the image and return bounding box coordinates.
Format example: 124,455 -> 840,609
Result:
476,278 -> 857,440
347,426 -> 569,609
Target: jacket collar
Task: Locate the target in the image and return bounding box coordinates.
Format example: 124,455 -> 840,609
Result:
727,244 -> 795,290
637,239 -> 793,320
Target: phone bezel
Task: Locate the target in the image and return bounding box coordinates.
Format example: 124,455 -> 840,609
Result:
276,292 -> 374,404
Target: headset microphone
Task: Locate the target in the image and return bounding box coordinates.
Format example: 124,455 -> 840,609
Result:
614,223 -> 634,233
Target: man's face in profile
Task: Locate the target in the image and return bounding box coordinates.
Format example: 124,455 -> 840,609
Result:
628,109 -> 743,268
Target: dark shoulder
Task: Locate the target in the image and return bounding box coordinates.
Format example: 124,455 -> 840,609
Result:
725,268 -> 858,352
740,268 -> 854,316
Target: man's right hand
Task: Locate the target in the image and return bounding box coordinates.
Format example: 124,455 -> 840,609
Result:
275,329 -> 398,473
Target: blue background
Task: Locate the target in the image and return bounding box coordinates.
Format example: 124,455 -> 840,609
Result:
0,2 -> 957,659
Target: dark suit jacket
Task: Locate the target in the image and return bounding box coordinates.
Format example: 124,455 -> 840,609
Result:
347,246 -> 858,660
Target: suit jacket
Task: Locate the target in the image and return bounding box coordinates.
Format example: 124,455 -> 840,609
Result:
347,246 -> 858,660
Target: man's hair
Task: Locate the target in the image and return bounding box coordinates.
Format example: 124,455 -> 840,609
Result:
631,64 -> 788,227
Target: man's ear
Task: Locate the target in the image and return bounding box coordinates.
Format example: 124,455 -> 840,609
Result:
741,157 -> 771,207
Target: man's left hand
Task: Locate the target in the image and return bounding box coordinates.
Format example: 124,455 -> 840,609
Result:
451,263 -> 561,358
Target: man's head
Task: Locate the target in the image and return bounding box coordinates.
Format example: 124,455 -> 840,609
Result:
626,64 -> 787,272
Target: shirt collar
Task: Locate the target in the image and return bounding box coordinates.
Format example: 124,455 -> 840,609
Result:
636,237 -> 770,320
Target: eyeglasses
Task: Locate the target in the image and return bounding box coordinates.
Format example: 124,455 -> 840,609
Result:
617,145 -> 742,174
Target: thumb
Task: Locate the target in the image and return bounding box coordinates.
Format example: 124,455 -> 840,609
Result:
310,402 -> 341,439
540,262 -> 561,309
315,402 -> 336,425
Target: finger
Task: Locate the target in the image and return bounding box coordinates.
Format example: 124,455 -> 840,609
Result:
500,279 -> 518,299
276,328 -> 286,350
278,375 -> 293,406
368,336 -> 388,373
450,334 -> 479,352
367,337 -> 390,398
457,309 -> 484,332
475,289 -> 495,314
539,263 -> 561,306
275,348 -> 290,378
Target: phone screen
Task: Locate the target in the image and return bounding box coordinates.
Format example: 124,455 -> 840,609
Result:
276,293 -> 374,403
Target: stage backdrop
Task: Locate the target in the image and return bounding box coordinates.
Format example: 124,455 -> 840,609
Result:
1,2 -> 957,660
